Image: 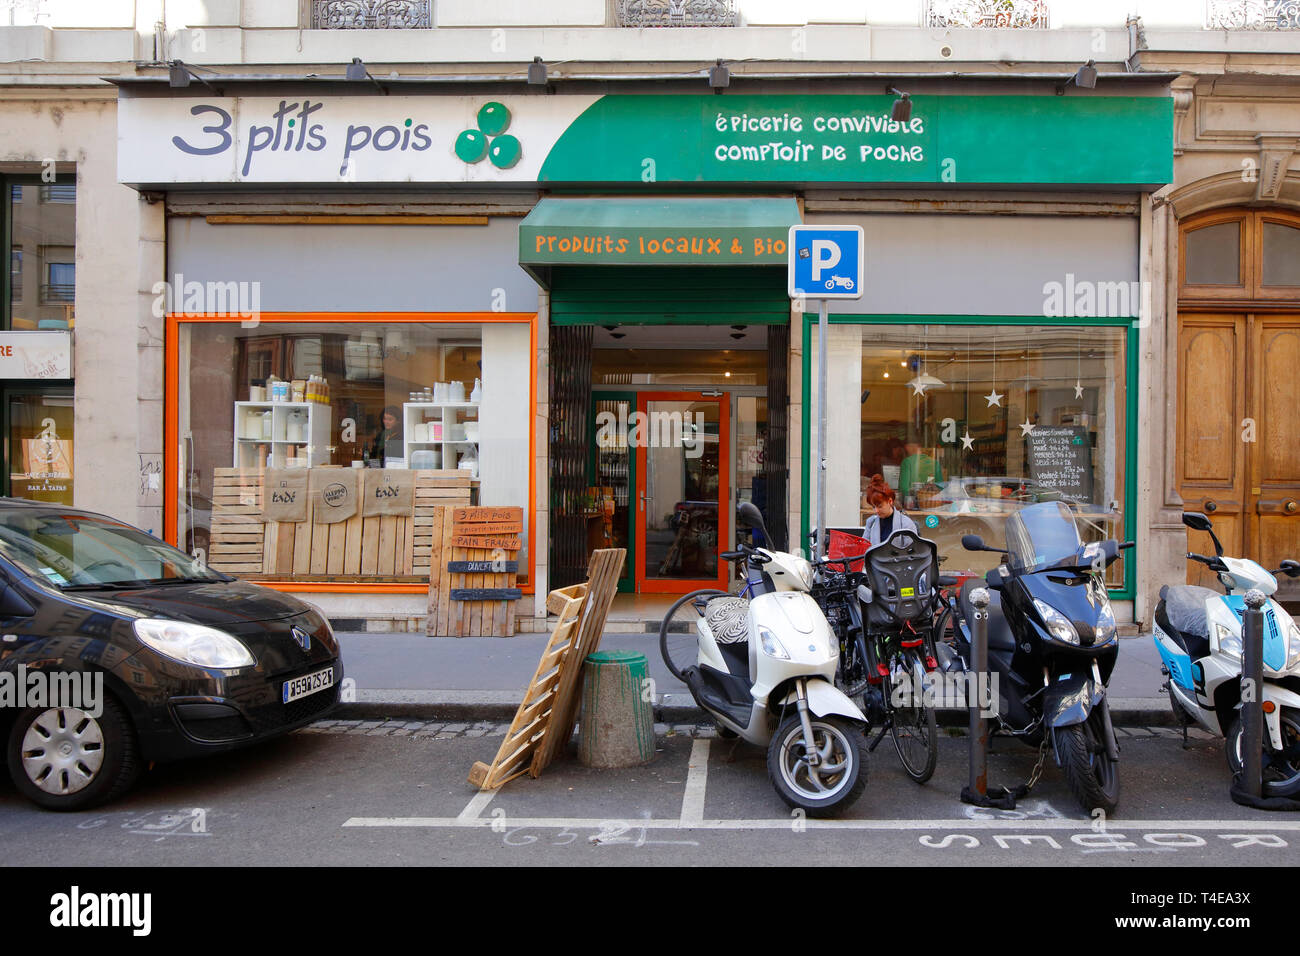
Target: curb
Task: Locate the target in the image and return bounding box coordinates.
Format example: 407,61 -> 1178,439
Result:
337,695 -> 1178,727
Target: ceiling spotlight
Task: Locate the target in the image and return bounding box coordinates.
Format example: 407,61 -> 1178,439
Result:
709,59 -> 730,93
887,86 -> 912,123
346,57 -> 387,94
528,56 -> 548,85
610,332 -> 626,340
730,332 -> 745,340
1057,59 -> 1098,95
730,325 -> 747,331
602,325 -> 617,332
168,60 -> 222,94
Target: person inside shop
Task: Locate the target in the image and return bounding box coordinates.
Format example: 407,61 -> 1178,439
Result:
367,406 -> 403,465
861,473 -> 918,547
897,433 -> 943,506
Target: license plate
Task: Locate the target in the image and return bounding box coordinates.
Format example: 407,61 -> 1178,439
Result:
282,666 -> 334,704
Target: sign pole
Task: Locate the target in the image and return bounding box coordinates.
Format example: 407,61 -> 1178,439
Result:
816,297 -> 828,560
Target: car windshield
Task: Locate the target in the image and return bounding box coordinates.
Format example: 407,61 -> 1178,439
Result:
1003,501 -> 1083,572
0,512 -> 224,589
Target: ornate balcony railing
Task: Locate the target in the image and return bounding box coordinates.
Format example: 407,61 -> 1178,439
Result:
311,0 -> 431,29
616,0 -> 737,28
1206,0 -> 1300,28
927,0 -> 1049,28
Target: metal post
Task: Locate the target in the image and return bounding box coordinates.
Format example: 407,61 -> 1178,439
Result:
967,587 -> 990,799
1242,588 -> 1266,799
816,298 -> 828,560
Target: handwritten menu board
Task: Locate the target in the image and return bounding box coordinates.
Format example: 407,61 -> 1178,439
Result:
1027,426 -> 1093,502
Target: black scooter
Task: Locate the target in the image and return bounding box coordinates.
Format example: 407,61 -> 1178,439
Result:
939,501 -> 1133,814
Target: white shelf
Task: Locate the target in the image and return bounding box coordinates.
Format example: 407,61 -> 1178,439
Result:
234,401 -> 332,469
402,400 -> 479,477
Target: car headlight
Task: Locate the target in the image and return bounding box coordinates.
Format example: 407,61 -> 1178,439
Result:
1033,599 -> 1080,645
1214,622 -> 1242,661
758,627 -> 790,660
134,618 -> 255,669
1094,600 -> 1117,645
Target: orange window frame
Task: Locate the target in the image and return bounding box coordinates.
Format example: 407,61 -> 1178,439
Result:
164,311 -> 538,595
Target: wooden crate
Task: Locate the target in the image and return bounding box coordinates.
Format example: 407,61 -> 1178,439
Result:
208,467 -> 470,580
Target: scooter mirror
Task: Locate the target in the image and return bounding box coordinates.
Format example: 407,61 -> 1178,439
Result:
961,534 -> 986,551
1280,559 -> 1300,578
1182,512 -> 1213,532
737,501 -> 763,529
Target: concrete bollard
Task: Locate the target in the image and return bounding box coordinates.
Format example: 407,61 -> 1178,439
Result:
578,650 -> 655,768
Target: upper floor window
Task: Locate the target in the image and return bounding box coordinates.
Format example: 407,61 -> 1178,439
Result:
616,0 -> 736,27
311,0 -> 431,29
927,0 -> 1049,28
1181,209 -> 1300,301
1206,1 -> 1300,29
4,174 -> 75,330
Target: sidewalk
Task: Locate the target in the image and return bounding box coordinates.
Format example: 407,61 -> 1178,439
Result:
335,630 -> 1174,725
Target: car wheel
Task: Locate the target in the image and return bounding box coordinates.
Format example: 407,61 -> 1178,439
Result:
6,694 -> 141,811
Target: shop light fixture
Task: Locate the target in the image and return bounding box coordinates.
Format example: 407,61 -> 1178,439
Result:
1057,60 -> 1098,95
886,86 -> 912,122
346,57 -> 388,94
710,59 -> 731,93
168,60 -> 222,94
528,57 -> 548,85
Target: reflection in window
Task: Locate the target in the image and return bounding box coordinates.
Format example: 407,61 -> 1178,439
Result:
1184,221 -> 1241,286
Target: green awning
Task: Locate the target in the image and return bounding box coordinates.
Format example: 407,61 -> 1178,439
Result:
519,196 -> 801,285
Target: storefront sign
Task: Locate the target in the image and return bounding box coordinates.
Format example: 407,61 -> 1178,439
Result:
0,332 -> 71,380
119,94 -> 1172,188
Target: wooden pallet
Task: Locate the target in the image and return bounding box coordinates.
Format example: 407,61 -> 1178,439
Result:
426,505 -> 521,636
468,583 -> 588,790
532,548 -> 626,772
207,467 -> 470,580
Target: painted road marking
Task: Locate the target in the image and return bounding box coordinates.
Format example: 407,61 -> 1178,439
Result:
341,816 -> 1300,832
680,738 -> 710,825
456,788 -> 497,822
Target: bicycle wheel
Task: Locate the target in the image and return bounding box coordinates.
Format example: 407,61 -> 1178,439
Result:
658,588 -> 732,681
889,650 -> 939,784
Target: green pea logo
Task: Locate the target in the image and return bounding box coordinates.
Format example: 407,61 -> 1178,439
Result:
455,102 -> 521,170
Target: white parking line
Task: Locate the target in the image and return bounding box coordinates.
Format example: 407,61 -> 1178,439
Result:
341,816 -> 1300,832
456,788 -> 497,822
680,738 -> 710,825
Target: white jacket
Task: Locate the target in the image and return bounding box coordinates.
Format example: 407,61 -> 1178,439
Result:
861,509 -> 919,547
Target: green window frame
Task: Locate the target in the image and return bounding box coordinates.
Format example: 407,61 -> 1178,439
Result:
800,313 -> 1139,599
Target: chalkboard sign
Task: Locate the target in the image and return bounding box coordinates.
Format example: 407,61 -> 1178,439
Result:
1026,426 -> 1093,502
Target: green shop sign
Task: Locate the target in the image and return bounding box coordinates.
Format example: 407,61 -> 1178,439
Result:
540,94 -> 1172,187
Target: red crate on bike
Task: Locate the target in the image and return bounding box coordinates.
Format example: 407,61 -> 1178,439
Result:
827,530 -> 870,572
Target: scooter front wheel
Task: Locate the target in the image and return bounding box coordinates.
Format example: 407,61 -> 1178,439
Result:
767,713 -> 868,817
1057,712 -> 1120,815
658,589 -> 731,681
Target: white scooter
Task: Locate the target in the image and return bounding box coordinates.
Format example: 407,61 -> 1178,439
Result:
659,503 -> 869,816
1153,512 -> 1300,795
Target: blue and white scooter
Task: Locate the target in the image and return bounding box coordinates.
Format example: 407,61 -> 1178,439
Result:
1153,512 -> 1300,795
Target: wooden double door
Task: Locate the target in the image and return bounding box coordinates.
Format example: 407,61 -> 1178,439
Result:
1178,314 -> 1300,596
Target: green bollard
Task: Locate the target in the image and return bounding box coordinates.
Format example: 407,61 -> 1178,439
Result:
578,650 -> 656,768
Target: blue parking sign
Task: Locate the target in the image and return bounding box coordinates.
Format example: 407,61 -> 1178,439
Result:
787,226 -> 865,300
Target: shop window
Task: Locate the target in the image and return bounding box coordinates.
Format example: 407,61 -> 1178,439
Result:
815,322 -> 1130,589
5,174 -> 75,330
6,391 -> 74,505
175,318 -> 531,587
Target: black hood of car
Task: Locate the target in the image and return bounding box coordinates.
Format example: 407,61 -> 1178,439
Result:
47,579 -> 311,628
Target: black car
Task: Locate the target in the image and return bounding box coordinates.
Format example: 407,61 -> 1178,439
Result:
0,499 -> 342,810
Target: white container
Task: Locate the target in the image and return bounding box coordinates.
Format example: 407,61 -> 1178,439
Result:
434,382 -> 449,403
412,423 -> 428,443
449,380 -> 466,402
463,421 -> 480,442
470,378 -> 482,403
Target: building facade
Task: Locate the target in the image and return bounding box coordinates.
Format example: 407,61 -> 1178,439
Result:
0,1 -> 1296,630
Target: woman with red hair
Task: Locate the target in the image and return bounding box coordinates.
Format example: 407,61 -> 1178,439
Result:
861,474 -> 918,547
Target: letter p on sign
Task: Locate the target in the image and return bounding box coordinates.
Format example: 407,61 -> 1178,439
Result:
809,240 -> 841,281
